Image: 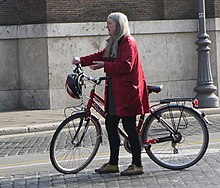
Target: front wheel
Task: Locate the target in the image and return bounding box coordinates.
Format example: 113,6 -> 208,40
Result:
50,112 -> 102,174
142,105 -> 209,170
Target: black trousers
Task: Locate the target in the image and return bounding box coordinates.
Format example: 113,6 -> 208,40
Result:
105,114 -> 142,167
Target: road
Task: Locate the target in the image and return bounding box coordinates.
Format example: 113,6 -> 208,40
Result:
0,114 -> 220,187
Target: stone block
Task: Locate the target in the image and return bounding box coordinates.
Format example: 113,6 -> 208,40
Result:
0,40 -> 19,90
18,38 -> 48,90
0,90 -> 19,111
19,89 -> 50,109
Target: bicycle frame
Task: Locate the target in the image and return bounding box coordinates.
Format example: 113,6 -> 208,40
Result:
85,86 -> 132,139
87,89 -> 106,117
87,87 -> 185,147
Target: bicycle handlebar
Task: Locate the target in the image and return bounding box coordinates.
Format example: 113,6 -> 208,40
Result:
73,63 -> 109,85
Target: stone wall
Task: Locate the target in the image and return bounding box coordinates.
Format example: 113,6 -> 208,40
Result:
1,19 -> 219,111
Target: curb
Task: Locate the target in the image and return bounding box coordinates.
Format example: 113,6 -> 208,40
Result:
197,107 -> 220,115
0,122 -> 60,136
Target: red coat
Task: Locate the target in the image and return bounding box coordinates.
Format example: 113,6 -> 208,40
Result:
80,35 -> 150,116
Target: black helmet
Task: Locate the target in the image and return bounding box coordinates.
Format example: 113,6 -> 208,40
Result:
65,73 -> 83,99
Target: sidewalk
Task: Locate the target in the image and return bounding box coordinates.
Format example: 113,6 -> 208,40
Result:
0,107 -> 220,136
0,109 -> 65,135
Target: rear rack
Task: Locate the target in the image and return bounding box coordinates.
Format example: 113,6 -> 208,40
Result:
160,98 -> 195,104
160,98 -> 198,108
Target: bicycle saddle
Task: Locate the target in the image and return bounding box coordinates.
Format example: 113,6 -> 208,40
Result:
147,85 -> 163,94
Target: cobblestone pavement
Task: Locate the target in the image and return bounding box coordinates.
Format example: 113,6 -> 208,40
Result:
0,115 -> 219,187
0,152 -> 220,188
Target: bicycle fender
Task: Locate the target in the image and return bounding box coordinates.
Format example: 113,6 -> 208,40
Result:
186,106 -> 213,125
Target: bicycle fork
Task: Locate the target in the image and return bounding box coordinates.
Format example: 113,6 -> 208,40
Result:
71,117 -> 90,147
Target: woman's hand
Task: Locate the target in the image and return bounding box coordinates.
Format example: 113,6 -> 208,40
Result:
72,57 -> 81,64
90,61 -> 104,70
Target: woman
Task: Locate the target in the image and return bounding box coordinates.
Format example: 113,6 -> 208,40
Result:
72,12 -> 150,176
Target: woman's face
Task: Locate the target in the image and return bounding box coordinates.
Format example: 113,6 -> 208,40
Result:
106,18 -> 116,37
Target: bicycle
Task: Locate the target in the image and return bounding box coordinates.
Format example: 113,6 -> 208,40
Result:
50,64 -> 210,174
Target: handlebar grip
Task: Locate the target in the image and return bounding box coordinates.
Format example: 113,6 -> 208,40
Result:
99,76 -> 110,81
96,76 -> 110,85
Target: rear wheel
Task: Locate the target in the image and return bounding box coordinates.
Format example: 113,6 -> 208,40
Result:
50,112 -> 102,174
142,105 -> 209,170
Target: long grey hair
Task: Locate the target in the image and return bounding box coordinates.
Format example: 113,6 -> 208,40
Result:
103,12 -> 130,59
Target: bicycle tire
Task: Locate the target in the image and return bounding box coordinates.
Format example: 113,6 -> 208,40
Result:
142,105 -> 209,170
50,112 -> 102,174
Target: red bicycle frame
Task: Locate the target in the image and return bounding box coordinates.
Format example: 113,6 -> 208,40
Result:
86,87 -> 145,141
